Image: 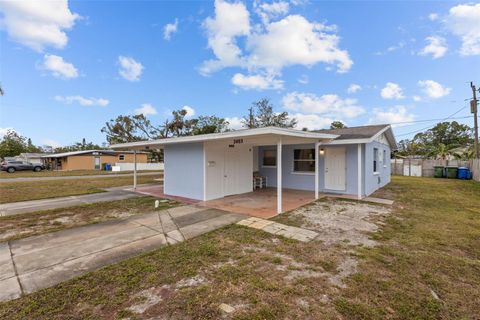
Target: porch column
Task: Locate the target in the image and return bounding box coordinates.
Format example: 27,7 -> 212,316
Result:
277,138 -> 283,214
357,144 -> 362,199
133,150 -> 137,190
315,141 -> 320,199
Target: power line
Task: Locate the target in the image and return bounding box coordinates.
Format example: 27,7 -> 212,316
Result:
395,106 -> 469,137
389,115 -> 472,126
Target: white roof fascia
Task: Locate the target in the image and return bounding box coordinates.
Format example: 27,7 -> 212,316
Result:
109,127 -> 339,150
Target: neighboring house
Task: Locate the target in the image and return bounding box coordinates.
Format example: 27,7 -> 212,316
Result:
111,125 -> 396,214
42,150 -> 148,171
18,153 -> 51,164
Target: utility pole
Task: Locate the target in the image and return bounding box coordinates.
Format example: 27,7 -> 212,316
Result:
471,82 -> 479,159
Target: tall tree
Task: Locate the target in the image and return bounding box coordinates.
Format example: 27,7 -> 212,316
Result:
242,98 -> 296,128
101,114 -> 161,144
330,121 -> 346,129
192,116 -> 230,135
0,130 -> 28,158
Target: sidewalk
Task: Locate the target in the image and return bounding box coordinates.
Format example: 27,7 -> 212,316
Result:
0,171 -> 162,183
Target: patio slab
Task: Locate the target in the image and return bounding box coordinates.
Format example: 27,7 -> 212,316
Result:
237,217 -> 318,242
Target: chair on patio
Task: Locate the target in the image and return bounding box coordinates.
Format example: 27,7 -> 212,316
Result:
253,171 -> 267,190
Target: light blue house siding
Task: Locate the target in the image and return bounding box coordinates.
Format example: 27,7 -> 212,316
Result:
364,141 -> 391,196
164,142 -> 204,200
258,141 -> 390,197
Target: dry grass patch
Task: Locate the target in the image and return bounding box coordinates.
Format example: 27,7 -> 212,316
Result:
0,197 -> 178,242
0,175 -> 162,203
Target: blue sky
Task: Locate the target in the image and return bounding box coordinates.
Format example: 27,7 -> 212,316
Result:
0,0 -> 479,147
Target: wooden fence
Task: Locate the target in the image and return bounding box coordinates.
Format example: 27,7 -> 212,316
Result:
392,158 -> 479,181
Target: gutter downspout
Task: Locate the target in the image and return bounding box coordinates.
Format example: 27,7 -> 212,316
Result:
133,150 -> 137,190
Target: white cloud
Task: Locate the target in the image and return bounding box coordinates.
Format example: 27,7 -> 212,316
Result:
418,80 -> 451,99
200,1 -> 352,75
254,0 -> 290,24
163,18 -> 178,40
118,56 -> 144,81
0,0 -> 79,51
42,138 -> 62,148
282,92 -> 365,118
428,13 -> 439,21
135,103 -> 157,115
54,95 -> 109,107
225,116 -> 244,130
200,0 -> 251,74
369,106 -> 415,126
445,3 -> 480,56
231,73 -> 283,90
419,36 -> 447,59
347,84 -> 361,94
246,15 -> 352,73
40,54 -> 78,79
291,113 -> 334,130
182,105 -> 195,117
380,82 -> 404,100
297,74 -> 309,84
413,95 -> 422,102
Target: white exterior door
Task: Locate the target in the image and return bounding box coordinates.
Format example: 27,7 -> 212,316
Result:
224,145 -> 252,196
325,147 -> 346,191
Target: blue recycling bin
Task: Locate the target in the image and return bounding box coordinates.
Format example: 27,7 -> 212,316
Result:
105,163 -> 112,171
457,167 -> 471,180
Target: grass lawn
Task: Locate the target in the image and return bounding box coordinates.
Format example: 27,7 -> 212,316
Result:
0,197 -> 179,242
0,175 -> 162,203
0,170 -> 163,179
0,176 -> 478,319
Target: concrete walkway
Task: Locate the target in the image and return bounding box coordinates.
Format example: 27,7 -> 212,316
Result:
0,206 -> 244,302
0,188 -> 145,217
0,171 -> 162,183
237,217 -> 319,242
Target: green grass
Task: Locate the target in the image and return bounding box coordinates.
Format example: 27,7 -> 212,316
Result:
0,175 -> 163,203
0,170 -> 163,179
0,176 -> 478,319
0,197 -> 179,242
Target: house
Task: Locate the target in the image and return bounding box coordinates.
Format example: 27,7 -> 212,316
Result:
110,125 -> 396,214
42,150 -> 148,171
18,153 -> 51,164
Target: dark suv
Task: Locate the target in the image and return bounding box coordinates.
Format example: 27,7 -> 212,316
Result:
0,160 -> 45,173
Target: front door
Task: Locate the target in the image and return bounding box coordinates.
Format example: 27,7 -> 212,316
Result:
325,147 -> 346,191
224,145 -> 252,196
94,157 -> 101,170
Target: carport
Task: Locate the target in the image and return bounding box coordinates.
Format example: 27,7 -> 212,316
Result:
110,127 -> 338,215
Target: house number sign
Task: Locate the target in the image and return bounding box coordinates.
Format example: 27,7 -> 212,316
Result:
233,138 -> 244,144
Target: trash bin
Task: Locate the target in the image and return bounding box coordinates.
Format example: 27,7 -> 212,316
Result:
105,163 -> 112,171
457,167 -> 471,180
446,166 -> 458,179
434,166 -> 444,178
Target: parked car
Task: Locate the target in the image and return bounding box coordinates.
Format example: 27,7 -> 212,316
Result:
0,160 -> 45,173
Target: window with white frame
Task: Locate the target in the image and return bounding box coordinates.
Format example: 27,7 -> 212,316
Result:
262,150 -> 276,167
118,154 -> 125,161
373,148 -> 379,173
293,148 -> 315,172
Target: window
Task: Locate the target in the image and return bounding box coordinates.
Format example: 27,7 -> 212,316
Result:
118,154 -> 125,161
373,148 -> 379,173
383,149 -> 387,167
293,148 -> 315,172
262,150 -> 276,167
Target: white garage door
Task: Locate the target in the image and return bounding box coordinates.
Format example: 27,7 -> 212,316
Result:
224,145 -> 252,196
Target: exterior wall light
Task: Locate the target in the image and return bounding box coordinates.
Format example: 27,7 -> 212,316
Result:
319,148 -> 325,155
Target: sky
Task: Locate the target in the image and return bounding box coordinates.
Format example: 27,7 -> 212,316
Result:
0,0 -> 479,148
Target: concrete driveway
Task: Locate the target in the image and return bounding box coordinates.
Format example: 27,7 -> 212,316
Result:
0,171 -> 161,183
0,206 -> 244,301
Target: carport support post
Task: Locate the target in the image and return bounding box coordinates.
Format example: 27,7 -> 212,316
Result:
315,142 -> 320,199
133,150 -> 137,190
357,144 -> 362,199
277,138 -> 283,214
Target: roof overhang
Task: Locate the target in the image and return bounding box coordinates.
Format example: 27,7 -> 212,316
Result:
110,127 -> 339,150
322,125 -> 397,150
